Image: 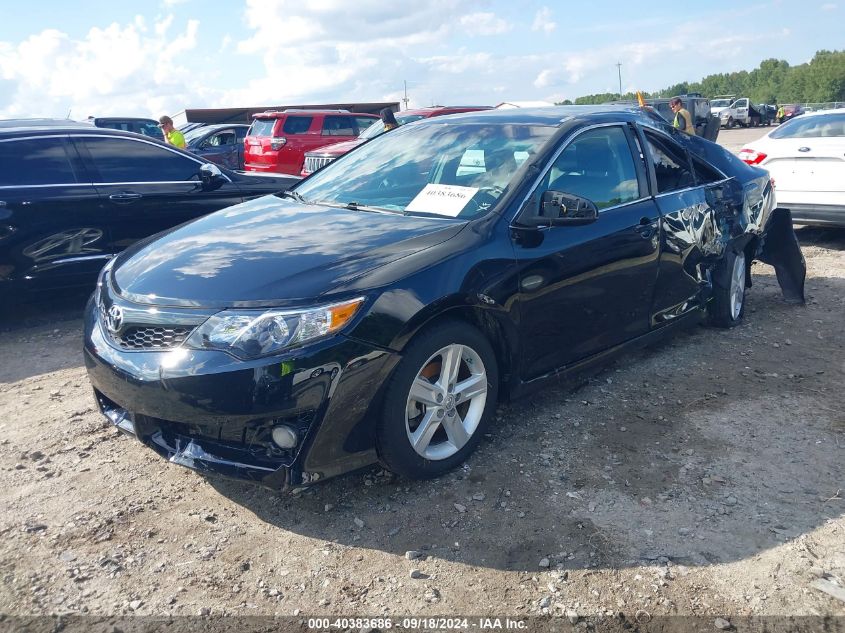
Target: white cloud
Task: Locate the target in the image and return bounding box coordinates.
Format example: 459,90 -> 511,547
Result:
532,7 -> 556,34
459,12 -> 511,36
0,16 -> 202,118
821,2 -> 837,9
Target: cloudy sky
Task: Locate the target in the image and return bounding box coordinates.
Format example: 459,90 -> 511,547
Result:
0,0 -> 840,119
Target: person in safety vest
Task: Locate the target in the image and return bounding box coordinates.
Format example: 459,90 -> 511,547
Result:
158,115 -> 186,148
669,97 -> 695,135
776,105 -> 785,124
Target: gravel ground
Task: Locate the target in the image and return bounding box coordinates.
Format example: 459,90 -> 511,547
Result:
0,128 -> 843,622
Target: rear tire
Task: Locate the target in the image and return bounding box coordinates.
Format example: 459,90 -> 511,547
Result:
377,320 -> 498,479
709,250 -> 747,328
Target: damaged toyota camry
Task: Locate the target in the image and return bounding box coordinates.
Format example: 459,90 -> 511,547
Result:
83,106 -> 806,492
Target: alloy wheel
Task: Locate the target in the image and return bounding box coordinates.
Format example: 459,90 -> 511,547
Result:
405,344 -> 487,461
730,252 -> 746,320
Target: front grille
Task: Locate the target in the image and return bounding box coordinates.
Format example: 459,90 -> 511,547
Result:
303,156 -> 335,174
114,326 -> 193,350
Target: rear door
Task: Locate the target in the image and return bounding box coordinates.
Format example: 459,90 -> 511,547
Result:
75,134 -> 245,250
0,134 -> 109,290
511,123 -> 661,379
639,128 -> 733,322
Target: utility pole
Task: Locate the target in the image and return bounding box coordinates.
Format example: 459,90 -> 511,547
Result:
616,62 -> 622,96
403,80 -> 410,110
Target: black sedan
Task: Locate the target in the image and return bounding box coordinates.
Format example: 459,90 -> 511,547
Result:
0,124 -> 298,296
83,106 -> 805,491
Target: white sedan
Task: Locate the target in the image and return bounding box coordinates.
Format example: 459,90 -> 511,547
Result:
739,108 -> 845,227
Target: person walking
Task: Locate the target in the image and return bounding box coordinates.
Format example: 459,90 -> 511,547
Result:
669,97 -> 695,135
776,105 -> 785,124
158,115 -> 186,148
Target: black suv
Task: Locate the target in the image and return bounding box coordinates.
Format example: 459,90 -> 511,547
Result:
611,96 -> 720,141
0,124 -> 298,296
87,117 -> 164,141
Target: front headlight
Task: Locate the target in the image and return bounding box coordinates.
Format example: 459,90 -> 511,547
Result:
184,297 -> 365,359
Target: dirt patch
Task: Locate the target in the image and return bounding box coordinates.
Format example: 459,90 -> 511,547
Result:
0,228 -> 843,620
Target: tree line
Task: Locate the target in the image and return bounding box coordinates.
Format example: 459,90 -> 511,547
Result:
560,50 -> 845,105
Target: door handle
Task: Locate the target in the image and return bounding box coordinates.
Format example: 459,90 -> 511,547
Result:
109,193 -> 143,204
634,218 -> 656,239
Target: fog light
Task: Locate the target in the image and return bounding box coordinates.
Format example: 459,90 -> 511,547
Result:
271,425 -> 298,449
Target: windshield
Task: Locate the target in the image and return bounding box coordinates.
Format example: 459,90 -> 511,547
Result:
294,121 -> 555,219
770,112 -> 845,139
357,114 -> 427,140
710,99 -> 731,108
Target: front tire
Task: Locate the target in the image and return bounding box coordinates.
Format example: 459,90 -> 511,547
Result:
709,250 -> 747,328
377,321 -> 498,479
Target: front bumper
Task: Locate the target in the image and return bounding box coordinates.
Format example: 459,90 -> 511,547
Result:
83,296 -> 397,490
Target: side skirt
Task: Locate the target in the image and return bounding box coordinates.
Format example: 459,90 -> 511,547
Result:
509,308 -> 705,401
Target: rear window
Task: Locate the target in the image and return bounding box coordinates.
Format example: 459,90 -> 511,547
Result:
282,116 -> 313,134
248,119 -> 277,137
321,116 -> 356,136
770,113 -> 845,139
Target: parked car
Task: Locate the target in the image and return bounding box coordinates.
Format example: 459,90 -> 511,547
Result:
739,108 -> 845,227
87,117 -> 164,140
757,104 -> 778,126
185,124 -> 250,170
301,106 -> 493,176
610,96 -> 719,141
244,109 -> 379,176
779,104 -> 805,123
0,124 -> 298,296
83,105 -> 805,492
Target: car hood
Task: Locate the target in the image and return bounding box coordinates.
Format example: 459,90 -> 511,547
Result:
111,195 -> 466,308
308,138 -> 365,157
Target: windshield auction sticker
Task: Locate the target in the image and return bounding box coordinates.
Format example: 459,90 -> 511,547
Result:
405,184 -> 479,217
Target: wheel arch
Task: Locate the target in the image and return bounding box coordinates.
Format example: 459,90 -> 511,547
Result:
391,299 -> 519,401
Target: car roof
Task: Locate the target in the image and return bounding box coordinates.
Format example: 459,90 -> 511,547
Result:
91,117 -> 158,123
0,125 -> 166,140
798,107 -> 845,118
252,109 -> 377,118
0,118 -> 93,130
412,104 -> 664,128
190,123 -> 250,132
404,106 -> 493,116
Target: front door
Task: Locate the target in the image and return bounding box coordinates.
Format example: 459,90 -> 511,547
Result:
74,135 -> 245,251
511,124 -> 661,380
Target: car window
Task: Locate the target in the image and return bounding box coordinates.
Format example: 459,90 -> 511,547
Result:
282,116 -> 313,135
0,137 -> 79,187
135,122 -> 164,139
539,126 -> 639,210
82,137 -> 201,183
322,116 -> 356,136
235,127 -> 248,141
354,117 -> 377,133
691,155 -> 725,185
248,119 -> 276,137
643,131 -> 695,194
770,113 -> 845,138
208,131 -> 236,146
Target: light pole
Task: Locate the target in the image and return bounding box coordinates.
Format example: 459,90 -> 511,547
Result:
616,62 -> 622,96
403,80 -> 410,110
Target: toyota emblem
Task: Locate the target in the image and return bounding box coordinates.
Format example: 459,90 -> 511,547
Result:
106,305 -> 124,333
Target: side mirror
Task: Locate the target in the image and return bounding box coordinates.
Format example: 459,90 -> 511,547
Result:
200,163 -> 223,188
535,190 -> 598,226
